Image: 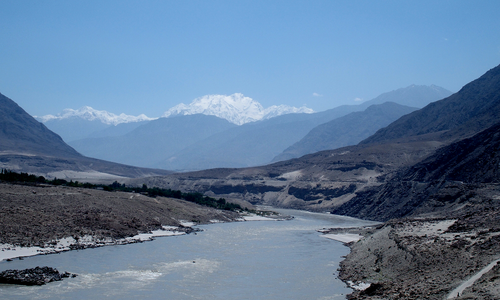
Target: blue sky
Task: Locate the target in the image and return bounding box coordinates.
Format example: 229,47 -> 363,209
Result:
1,0 -> 499,117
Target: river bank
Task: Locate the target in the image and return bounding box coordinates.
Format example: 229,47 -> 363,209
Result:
0,182 -> 243,253
0,182 -> 298,265
328,208 -> 500,299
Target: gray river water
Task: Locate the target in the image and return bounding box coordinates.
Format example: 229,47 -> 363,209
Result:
0,209 -> 376,299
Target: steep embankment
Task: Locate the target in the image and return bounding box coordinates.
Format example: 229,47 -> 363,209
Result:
330,64 -> 500,299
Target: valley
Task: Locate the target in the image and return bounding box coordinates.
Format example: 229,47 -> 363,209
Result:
0,64 -> 499,299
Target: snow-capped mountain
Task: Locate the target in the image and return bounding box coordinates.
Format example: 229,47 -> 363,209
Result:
36,106 -> 156,125
163,93 -> 314,125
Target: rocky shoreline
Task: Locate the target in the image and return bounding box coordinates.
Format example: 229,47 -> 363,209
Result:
325,209 -> 500,299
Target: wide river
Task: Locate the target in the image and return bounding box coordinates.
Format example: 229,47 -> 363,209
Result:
0,209 -> 376,300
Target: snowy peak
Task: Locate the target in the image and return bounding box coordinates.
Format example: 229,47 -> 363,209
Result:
163,93 -> 314,125
37,106 -> 157,125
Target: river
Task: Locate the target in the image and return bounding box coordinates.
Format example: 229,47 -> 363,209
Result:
0,209 -> 376,299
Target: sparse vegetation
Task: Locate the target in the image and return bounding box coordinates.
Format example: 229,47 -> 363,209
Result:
0,169 -> 244,212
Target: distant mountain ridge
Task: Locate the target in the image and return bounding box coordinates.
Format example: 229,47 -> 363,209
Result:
69,115 -> 237,168
133,63 -> 500,222
361,66 -> 500,145
163,93 -> 314,125
272,102 -> 419,162
358,84 -> 452,109
36,106 -> 156,125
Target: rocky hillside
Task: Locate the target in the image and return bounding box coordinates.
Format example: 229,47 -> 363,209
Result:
331,120 -> 500,221
0,182 -> 239,247
0,93 -> 81,158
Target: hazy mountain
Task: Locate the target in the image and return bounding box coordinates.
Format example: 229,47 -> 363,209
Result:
42,118 -> 111,142
273,102 -> 418,162
86,121 -> 149,139
0,92 -> 171,179
358,84 -> 452,109
361,65 -> 500,145
160,112 -> 324,170
0,92 -> 81,158
69,115 -> 236,168
37,106 -> 156,125
38,106 -> 156,142
163,93 -> 314,125
40,84 -> 450,171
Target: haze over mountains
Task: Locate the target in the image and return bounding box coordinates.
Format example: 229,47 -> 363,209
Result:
38,85 -> 451,171
3,63 -> 496,222
272,102 -> 419,162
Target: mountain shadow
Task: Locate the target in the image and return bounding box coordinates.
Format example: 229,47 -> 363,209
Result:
69,115 -> 237,168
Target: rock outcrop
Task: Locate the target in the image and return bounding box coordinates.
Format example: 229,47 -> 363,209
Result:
0,267 -> 76,286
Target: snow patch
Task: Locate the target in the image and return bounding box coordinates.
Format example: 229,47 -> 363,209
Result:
163,93 -> 314,125
242,215 -> 276,221
347,281 -> 371,291
179,221 -> 196,227
321,233 -> 363,243
279,170 -> 303,180
37,106 -> 156,125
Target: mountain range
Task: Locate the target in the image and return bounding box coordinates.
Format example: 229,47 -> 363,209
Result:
38,85 -> 451,170
38,93 -> 314,142
69,115 -> 237,168
272,102 -> 419,162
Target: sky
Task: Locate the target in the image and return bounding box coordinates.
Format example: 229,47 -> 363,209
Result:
1,0 -> 500,118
